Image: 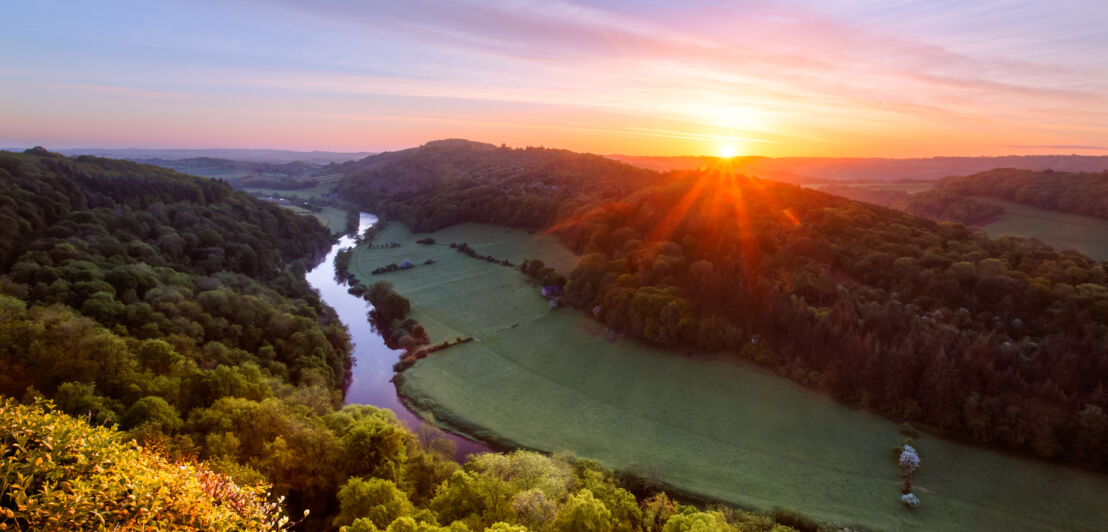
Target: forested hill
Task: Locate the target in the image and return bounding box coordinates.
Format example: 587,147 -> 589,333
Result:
0,148 -> 354,521
338,147 -> 1108,471
0,148 -> 330,271
933,168 -> 1108,219
334,139 -> 662,231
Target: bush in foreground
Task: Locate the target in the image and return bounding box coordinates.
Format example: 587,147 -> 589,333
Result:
0,398 -> 294,531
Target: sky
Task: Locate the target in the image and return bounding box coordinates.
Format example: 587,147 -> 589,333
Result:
1,0 -> 1106,157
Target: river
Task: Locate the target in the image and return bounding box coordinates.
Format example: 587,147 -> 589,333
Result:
304,212 -> 489,460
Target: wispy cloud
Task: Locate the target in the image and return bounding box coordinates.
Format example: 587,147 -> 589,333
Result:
1,0 -> 1106,155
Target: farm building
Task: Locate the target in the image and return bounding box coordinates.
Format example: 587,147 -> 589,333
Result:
400,259 -> 415,269
541,285 -> 561,298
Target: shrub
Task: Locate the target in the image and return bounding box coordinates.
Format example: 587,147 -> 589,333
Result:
900,493 -> 920,508
898,445 -> 920,474
0,398 -> 293,530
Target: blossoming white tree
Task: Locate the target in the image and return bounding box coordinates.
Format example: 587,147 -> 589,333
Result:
899,444 -> 921,474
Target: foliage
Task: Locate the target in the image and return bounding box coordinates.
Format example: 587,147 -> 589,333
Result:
334,139 -> 661,232
898,445 -> 920,474
899,493 -> 920,508
0,398 -> 293,531
934,168 -> 1108,219
819,185 -> 1004,224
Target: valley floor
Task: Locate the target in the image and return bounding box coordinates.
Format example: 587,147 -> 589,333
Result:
350,222 -> 1108,532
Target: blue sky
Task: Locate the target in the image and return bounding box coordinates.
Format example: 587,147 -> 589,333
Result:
2,0 -> 1105,156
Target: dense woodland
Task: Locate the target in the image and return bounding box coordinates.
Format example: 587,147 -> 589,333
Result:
0,149 -> 798,531
932,168 -> 1108,219
335,140 -> 662,232
817,186 -> 1004,225
337,143 -> 1108,471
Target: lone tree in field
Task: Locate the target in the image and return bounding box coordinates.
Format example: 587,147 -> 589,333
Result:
898,442 -> 922,508
899,444 -> 921,475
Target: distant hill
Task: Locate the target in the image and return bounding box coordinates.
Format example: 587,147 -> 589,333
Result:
334,139 -> 661,231
934,168 -> 1108,219
7,147 -> 375,164
610,154 -> 1108,183
130,156 -> 323,183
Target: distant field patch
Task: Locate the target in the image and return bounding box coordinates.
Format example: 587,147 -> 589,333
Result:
270,205 -> 349,236
349,223 -> 577,342
973,197 -> 1108,260
242,183 -> 335,199
812,181 -> 936,193
311,206 -> 351,235
350,222 -> 1108,532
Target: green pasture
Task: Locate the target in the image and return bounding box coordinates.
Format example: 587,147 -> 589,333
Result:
270,205 -> 349,236
349,223 -> 578,342
811,182 -> 936,193
242,183 -> 335,199
973,197 -> 1108,260
312,206 -> 351,235
181,166 -> 255,180
351,223 -> 1108,531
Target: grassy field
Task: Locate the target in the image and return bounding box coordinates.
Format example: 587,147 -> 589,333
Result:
973,197 -> 1108,260
269,205 -> 349,236
312,206 -> 352,236
349,223 -> 578,342
811,181 -> 936,193
350,223 -> 1108,531
242,183 -> 336,199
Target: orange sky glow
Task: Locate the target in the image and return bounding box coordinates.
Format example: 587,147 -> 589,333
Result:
2,1 -> 1106,157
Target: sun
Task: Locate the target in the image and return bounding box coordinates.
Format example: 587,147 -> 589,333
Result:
718,145 -> 738,158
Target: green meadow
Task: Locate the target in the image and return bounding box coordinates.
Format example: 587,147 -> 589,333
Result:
311,205 -> 351,235
974,197 -> 1108,260
810,181 -> 936,193
270,204 -> 349,235
350,222 -> 1108,531
242,182 -> 336,199
348,223 -> 578,342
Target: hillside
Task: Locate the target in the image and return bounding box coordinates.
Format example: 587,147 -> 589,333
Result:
131,156 -> 323,184
336,144 -> 1108,471
933,168 -> 1108,219
46,147 -> 373,165
334,139 -> 663,231
0,148 -> 355,522
816,185 -> 1004,225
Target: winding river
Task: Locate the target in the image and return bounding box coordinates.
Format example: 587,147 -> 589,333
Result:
305,212 -> 488,460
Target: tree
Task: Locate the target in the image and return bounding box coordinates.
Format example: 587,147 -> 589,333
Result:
334,477 -> 415,529
554,490 -> 613,532
121,395 -> 183,432
660,510 -> 737,532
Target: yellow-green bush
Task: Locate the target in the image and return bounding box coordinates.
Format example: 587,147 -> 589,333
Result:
0,398 -> 295,531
